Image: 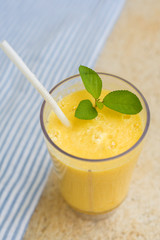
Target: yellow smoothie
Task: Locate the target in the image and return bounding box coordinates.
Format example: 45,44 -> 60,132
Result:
46,90 -> 143,214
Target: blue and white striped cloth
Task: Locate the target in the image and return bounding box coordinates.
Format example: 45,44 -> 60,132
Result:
0,1 -> 125,239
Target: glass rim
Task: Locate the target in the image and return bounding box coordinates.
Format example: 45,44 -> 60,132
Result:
40,73 -> 150,162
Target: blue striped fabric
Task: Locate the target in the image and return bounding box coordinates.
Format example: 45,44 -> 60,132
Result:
0,0 -> 125,239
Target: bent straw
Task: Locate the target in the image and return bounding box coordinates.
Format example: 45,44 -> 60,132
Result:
0,40 -> 70,127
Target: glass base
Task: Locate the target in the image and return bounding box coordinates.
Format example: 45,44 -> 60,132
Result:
74,209 -> 116,221
68,203 -> 120,221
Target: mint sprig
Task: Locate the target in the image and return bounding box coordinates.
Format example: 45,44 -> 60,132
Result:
103,90 -> 142,114
96,100 -> 104,110
75,65 -> 143,120
75,100 -> 98,120
79,65 -> 102,99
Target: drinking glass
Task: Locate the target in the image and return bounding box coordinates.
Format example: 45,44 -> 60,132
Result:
40,73 -> 150,218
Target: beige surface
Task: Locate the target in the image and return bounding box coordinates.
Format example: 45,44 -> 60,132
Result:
24,0 -> 160,239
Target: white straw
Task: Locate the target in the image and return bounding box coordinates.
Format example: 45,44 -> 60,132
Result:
0,40 -> 70,127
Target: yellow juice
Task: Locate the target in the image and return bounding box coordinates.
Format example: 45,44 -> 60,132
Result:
46,90 -> 143,214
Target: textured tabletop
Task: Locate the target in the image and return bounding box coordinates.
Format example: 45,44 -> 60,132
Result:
24,0 -> 160,239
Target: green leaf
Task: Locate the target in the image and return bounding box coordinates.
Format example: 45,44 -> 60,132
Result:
96,101 -> 104,110
75,99 -> 98,120
79,65 -> 102,99
103,90 -> 143,114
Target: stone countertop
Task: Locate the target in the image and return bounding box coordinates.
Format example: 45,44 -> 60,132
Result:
24,0 -> 160,239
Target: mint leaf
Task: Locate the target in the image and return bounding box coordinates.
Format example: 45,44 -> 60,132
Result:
96,101 -> 104,110
79,65 -> 102,99
75,99 -> 98,120
103,90 -> 143,114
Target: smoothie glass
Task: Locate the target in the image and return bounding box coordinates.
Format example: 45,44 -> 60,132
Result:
40,73 -> 150,218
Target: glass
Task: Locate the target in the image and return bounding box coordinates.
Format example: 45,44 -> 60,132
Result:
40,73 -> 150,218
